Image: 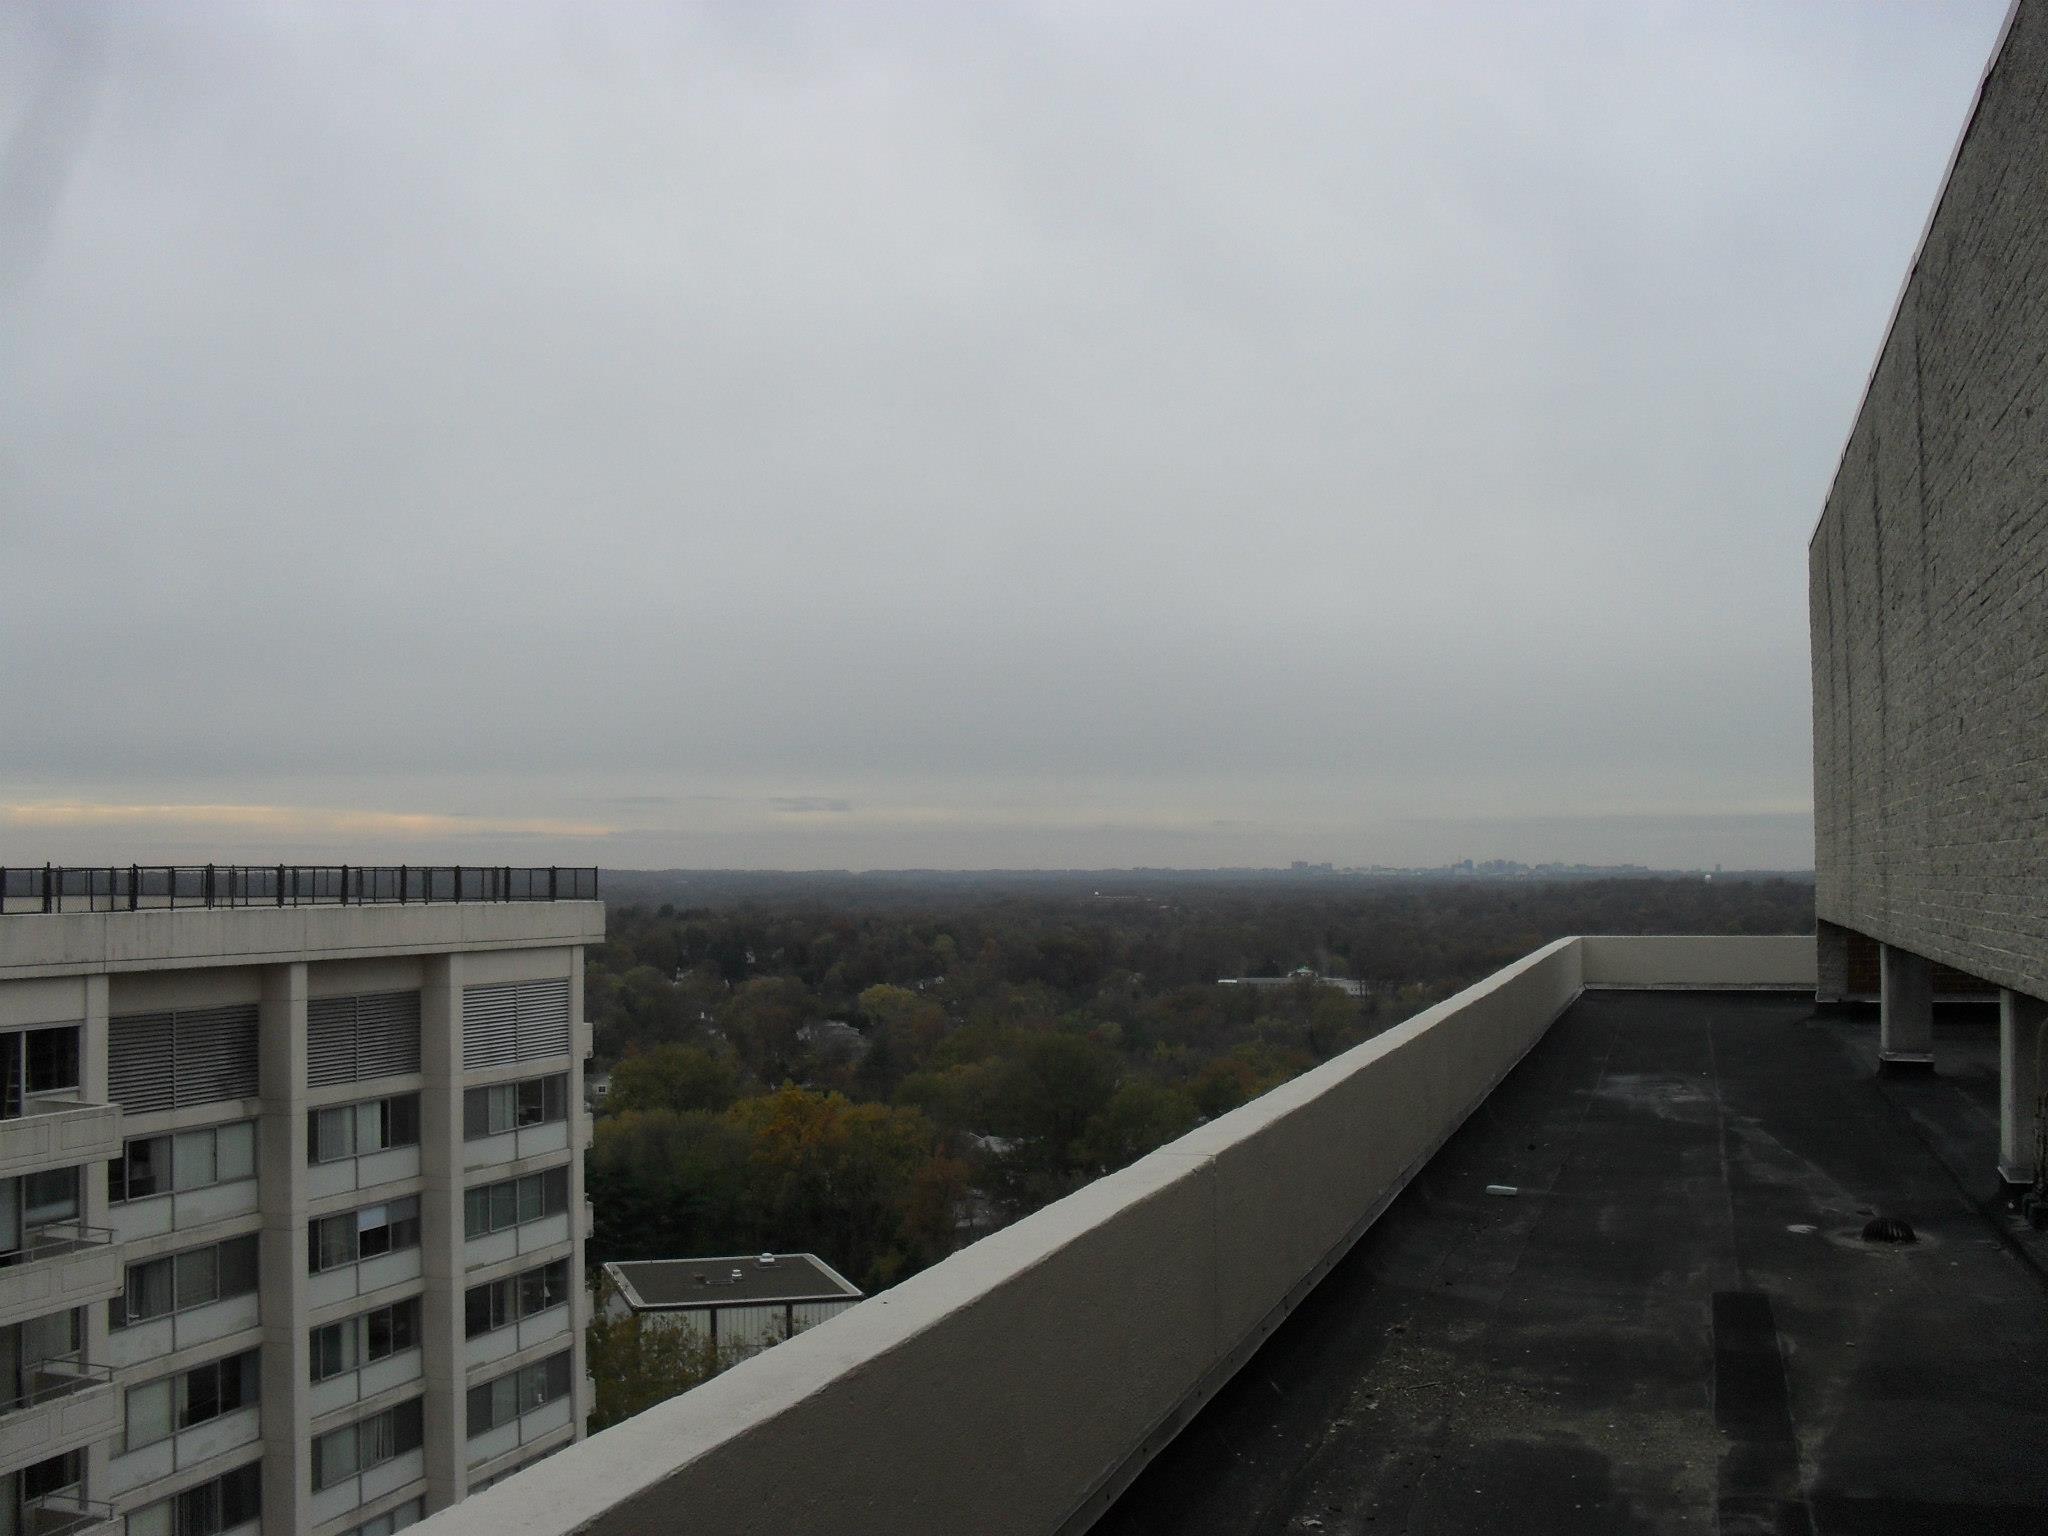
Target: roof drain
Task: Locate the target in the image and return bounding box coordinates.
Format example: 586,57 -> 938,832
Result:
1860,1215 -> 1917,1244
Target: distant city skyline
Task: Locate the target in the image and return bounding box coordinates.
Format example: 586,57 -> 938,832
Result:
0,1 -> 2009,872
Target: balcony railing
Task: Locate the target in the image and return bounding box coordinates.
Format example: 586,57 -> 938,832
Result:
0,865 -> 599,916
0,1224 -> 116,1269
0,1358 -> 114,1419
22,1491 -> 114,1536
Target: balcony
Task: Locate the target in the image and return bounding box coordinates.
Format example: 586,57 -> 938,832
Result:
0,1227 -> 119,1332
20,1492 -> 115,1536
0,1102 -> 121,1184
413,935 -> 2048,1536
0,1363 -> 118,1477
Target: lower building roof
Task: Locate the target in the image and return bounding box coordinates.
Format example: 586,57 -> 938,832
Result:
606,1253 -> 861,1309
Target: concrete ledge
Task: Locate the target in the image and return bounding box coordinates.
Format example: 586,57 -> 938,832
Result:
0,903 -> 605,981
1579,933 -> 1816,990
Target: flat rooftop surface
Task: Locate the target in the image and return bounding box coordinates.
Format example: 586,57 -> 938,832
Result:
1100,991 -> 2048,1536
609,1254 -> 858,1307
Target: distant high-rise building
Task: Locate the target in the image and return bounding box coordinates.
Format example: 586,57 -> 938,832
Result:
0,866 -> 602,1536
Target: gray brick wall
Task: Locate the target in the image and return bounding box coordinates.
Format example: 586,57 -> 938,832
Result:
1811,0 -> 2048,1002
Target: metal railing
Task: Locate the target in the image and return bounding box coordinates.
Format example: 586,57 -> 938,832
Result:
22,1491 -> 115,1536
0,865 -> 599,915
0,1223 -> 116,1268
0,1359 -> 114,1420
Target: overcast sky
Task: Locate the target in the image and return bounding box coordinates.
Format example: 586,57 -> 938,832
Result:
0,1 -> 2011,871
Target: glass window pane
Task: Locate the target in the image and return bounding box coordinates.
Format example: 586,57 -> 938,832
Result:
181,1360 -> 221,1427
219,1235 -> 259,1296
175,1478 -> 221,1536
313,1106 -> 354,1163
25,1027 -> 79,1094
220,1462 -> 262,1529
174,1248 -> 218,1309
389,1094 -> 419,1147
463,1187 -> 486,1239
465,1382 -> 493,1435
216,1122 -> 256,1183
463,1088 -> 488,1140
314,1424 -> 358,1489
367,1306 -> 393,1360
357,1100 -> 386,1154
126,1378 -> 174,1449
490,1182 -> 517,1231
126,1137 -> 171,1201
310,1322 -> 346,1381
516,1176 -> 542,1224
173,1130 -> 217,1192
127,1501 -> 172,1536
127,1257 -> 175,1322
222,1351 -> 257,1412
24,1166 -> 78,1226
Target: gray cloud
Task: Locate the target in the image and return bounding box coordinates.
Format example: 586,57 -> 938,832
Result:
0,1 -> 2012,869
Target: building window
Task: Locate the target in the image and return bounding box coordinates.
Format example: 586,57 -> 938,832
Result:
312,1399 -> 424,1491
22,1166 -> 77,1227
463,1259 -> 570,1339
309,1298 -> 422,1382
125,1459 -> 261,1536
463,1075 -> 568,1139
465,1351 -> 572,1438
339,1498 -> 424,1536
307,1094 -> 420,1164
109,1122 -> 257,1204
112,1235 -> 259,1329
462,1168 -> 569,1239
308,1198 -> 420,1273
124,1350 -> 259,1451
0,1026 -> 80,1118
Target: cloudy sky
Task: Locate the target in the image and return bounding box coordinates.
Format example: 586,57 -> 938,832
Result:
0,1 -> 2011,871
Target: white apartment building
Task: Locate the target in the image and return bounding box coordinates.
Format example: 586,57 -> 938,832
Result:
0,866 -> 603,1536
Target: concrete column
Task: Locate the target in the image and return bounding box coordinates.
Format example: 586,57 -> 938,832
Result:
80,975 -> 112,1508
567,948 -> 593,1434
1999,989 -> 2047,1194
1878,943 -> 1935,1073
420,954 -> 468,1512
1815,920 -> 1852,1005
257,963 -> 311,1536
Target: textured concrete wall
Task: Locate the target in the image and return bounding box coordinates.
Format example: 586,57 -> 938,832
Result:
1810,0 -> 2048,1001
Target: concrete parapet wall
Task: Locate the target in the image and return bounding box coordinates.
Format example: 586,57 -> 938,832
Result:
1579,934 -> 1816,990
0,902 -> 605,981
420,941 -> 1596,1536
412,936 -> 1803,1536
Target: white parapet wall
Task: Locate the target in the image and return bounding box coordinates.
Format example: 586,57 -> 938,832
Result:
417,934 -> 1810,1536
1579,933 -> 1816,991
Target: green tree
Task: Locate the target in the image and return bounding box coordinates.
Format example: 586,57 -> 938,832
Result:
1075,1081 -> 1199,1171
584,1270 -> 739,1430
607,1044 -> 741,1116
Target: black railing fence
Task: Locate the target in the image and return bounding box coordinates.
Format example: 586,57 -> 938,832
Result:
0,865 -> 599,915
